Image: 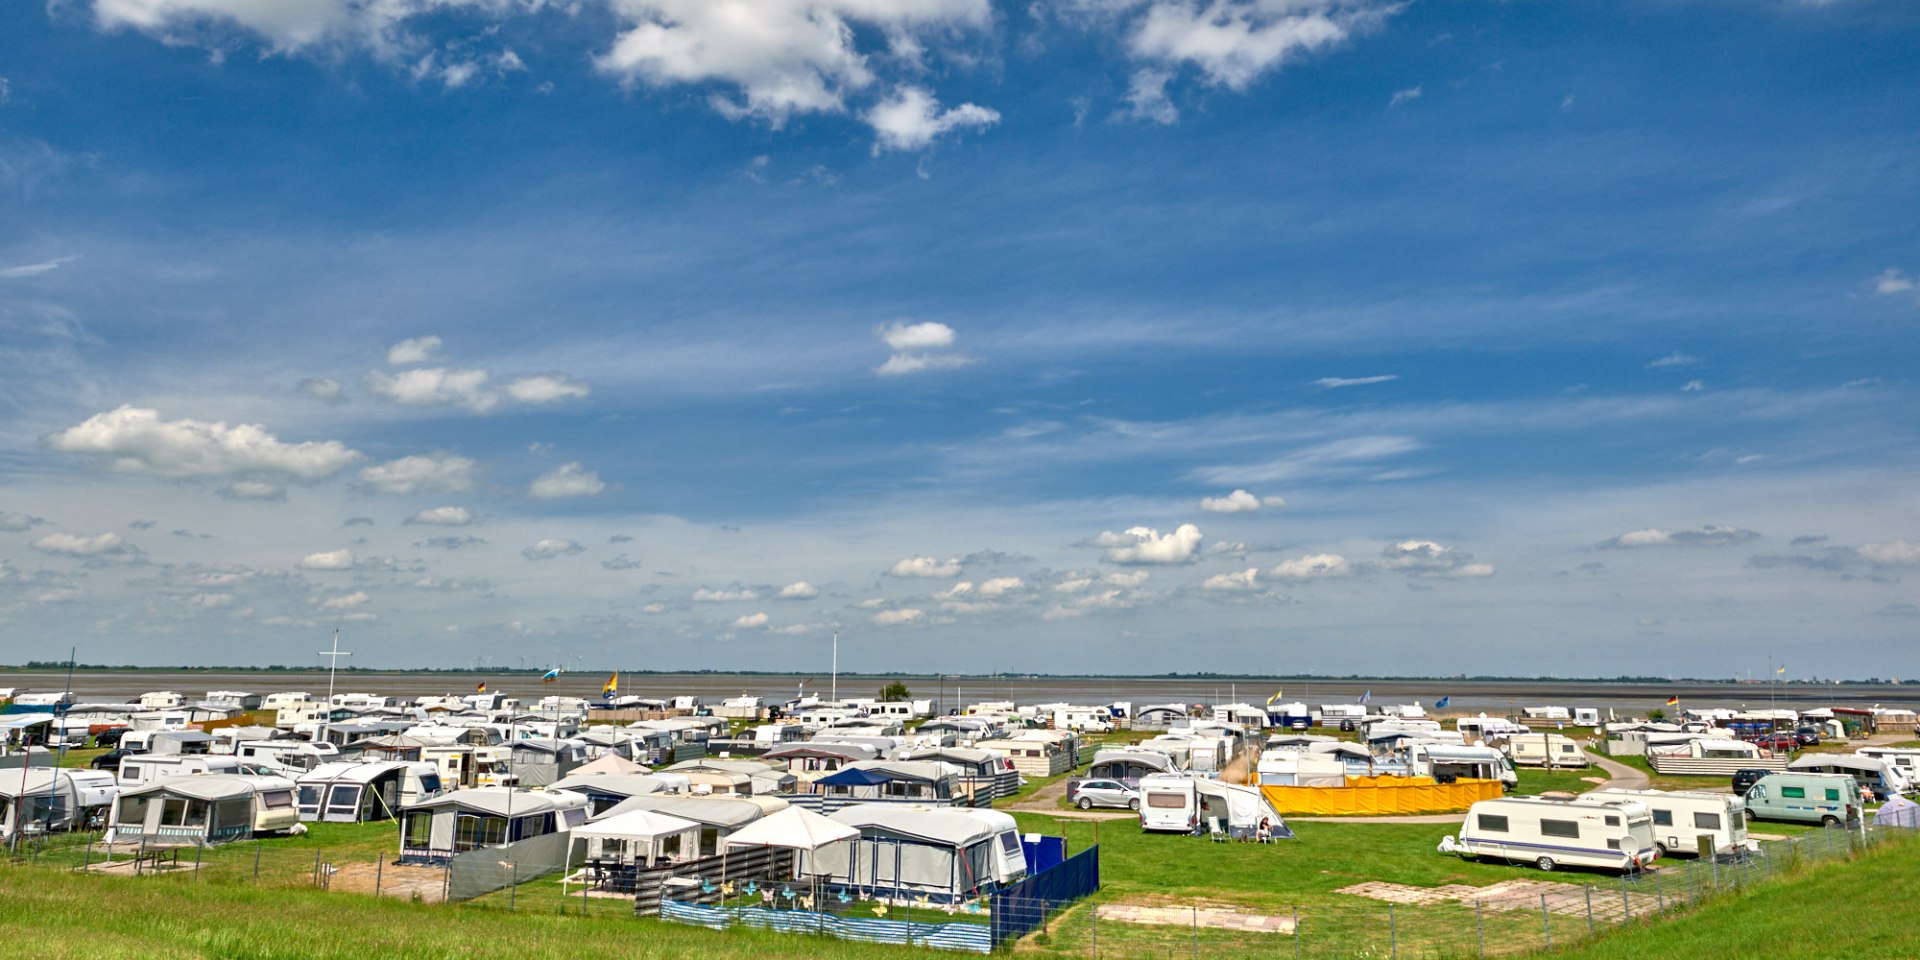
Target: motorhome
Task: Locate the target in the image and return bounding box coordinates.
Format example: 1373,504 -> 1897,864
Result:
1743,772 -> 1862,826
1052,706 -> 1114,733
276,700 -> 331,730
1577,788 -> 1751,858
1444,796 -> 1658,872
1504,733 -> 1588,768
1408,744 -> 1517,788
1457,716 -> 1531,743
1786,755 -> 1911,801
235,739 -> 341,774
1859,746 -> 1920,780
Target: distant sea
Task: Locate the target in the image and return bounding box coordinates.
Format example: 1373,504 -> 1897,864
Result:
3,669 -> 1912,716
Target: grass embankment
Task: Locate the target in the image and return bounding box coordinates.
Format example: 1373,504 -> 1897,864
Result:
1543,829 -> 1920,959
0,867 -> 909,960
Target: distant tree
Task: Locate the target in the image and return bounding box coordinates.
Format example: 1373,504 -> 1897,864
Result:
878,680 -> 912,702
1647,707 -> 1667,722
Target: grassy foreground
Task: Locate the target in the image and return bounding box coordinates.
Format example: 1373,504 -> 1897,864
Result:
1545,828 -> 1920,959
0,867 -> 907,960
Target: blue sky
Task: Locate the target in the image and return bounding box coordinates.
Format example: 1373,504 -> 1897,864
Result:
1,0 -> 1917,677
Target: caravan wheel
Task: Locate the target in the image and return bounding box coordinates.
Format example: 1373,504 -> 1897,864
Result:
1535,856 -> 1556,872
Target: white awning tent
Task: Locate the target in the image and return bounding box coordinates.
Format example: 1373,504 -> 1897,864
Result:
573,808 -> 703,866
1874,795 -> 1919,829
723,805 -> 859,851
572,753 -> 649,777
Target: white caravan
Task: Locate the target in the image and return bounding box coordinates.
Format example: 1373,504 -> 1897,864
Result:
235,740 -> 341,774
1504,733 -> 1589,768
1577,788 -> 1751,858
1138,773 -> 1200,833
1443,796 -> 1657,873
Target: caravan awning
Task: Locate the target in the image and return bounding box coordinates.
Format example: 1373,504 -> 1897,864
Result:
815,767 -> 895,787
573,809 -> 701,842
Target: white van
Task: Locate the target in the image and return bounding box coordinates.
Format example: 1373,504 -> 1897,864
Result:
1505,733 -> 1589,768
115,754 -> 280,788
1578,788 -> 1751,857
1444,796 -> 1657,872
1138,773 -> 1198,833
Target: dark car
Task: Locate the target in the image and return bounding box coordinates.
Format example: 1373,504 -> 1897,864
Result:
91,727 -> 129,748
89,748 -> 131,771
1794,727 -> 1823,746
1731,768 -> 1771,794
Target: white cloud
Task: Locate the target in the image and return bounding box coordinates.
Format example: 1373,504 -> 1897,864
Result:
888,556 -> 963,578
298,377 -> 345,403
977,576 -> 1023,597
386,335 -> 443,365
0,257 -> 74,279
317,591 -> 370,610
528,462 -> 605,499
1388,86 -> 1420,107
877,320 -> 957,351
1267,553 -> 1352,580
1380,539 -> 1493,578
362,367 -> 496,411
875,352 -> 977,376
1859,540 -> 1920,567
872,607 -> 925,626
189,592 -> 235,609
693,587 -> 759,602
1873,268 -> 1914,296
521,538 -> 585,561
731,612 -> 770,629
217,481 -> 287,501
1188,435 -> 1421,486
1198,489 -> 1286,513
1111,0 -> 1397,91
866,86 -> 999,153
1095,524 -> 1203,564
1315,374 -> 1398,388
405,506 -> 473,526
506,374 -> 591,404
1682,380 -> 1705,392
30,531 -> 127,557
0,512 -> 46,532
1104,570 -> 1151,588
1202,568 -> 1260,591
1600,525 -> 1759,549
1124,68 -> 1178,123
298,548 -> 355,570
358,453 -> 476,494
594,0 -> 991,127
1646,351 -> 1700,369
776,581 -> 820,600
45,406 -> 361,481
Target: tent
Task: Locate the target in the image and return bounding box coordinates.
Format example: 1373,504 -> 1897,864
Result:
574,808 -> 703,867
1195,779 -> 1294,840
1874,795 -> 1919,829
723,805 -> 860,851
572,753 -> 649,777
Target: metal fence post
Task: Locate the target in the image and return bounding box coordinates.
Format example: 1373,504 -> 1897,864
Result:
1620,877 -> 1630,921
1476,899 -> 1485,957
194,843 -> 203,878
1390,902 -> 1398,958
508,862 -> 517,911
313,848 -> 322,887
84,838 -> 93,870
253,840 -> 262,881
1584,884 -> 1594,934
375,855 -> 384,896
136,836 -> 146,876
1654,869 -> 1664,912
1191,902 -> 1198,960
1090,895 -> 1097,958
1540,893 -> 1551,949
1294,903 -> 1302,960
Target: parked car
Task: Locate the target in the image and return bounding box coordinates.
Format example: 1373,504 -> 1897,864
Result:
90,748 -> 132,771
1793,727 -> 1823,746
91,728 -> 129,749
1068,778 -> 1140,811
1752,733 -> 1799,753
1731,768 -> 1771,794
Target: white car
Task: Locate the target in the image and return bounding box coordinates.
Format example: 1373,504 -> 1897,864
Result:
1069,778 -> 1140,811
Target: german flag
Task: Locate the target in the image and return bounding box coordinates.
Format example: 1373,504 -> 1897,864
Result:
1665,696 -> 1679,706
476,681 -> 487,693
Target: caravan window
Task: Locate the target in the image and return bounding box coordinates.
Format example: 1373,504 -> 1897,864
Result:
1694,812 -> 1722,830
298,785 -> 324,808
1603,815 -> 1620,827
120,764 -> 141,782
117,796 -> 151,825
1825,788 -> 1841,802
1782,787 -> 1806,799
402,811 -> 433,849
1652,810 -> 1673,827
1540,819 -> 1579,839
999,832 -> 1020,857
260,790 -> 293,810
327,785 -> 360,813
1476,814 -> 1509,833
1147,792 -> 1186,809
454,814 -> 507,850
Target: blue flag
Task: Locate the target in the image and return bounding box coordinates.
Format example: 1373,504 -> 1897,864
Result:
1435,695 -> 1451,710
1358,690 -> 1371,705
540,667 -> 561,683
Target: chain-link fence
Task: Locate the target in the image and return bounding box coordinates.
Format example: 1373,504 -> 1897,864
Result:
0,820 -> 1898,956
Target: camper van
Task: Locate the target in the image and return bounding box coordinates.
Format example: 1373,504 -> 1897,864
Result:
1744,772 -> 1863,825
1446,796 -> 1657,872
1138,773 -> 1200,833
235,740 -> 341,774
1859,747 -> 1920,781
1578,788 -> 1751,858
1504,733 -> 1589,768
